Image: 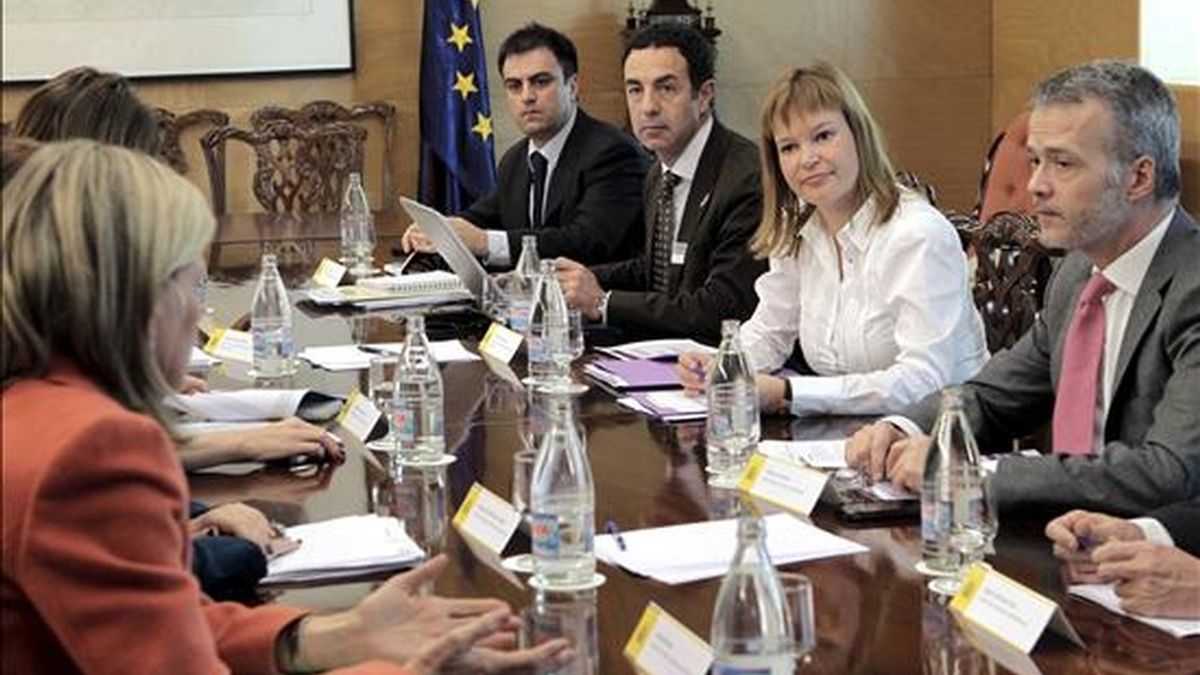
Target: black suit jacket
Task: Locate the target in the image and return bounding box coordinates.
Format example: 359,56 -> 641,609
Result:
592,120 -> 766,345
459,109 -> 648,266
1150,499 -> 1200,556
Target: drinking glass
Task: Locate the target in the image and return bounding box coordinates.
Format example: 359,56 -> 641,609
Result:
366,354 -> 400,452
929,472 -> 996,596
502,449 -> 538,574
779,572 -> 817,663
539,308 -> 588,395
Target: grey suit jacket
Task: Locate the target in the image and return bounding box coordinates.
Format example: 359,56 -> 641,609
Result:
904,207 -> 1200,515
591,120 -> 766,344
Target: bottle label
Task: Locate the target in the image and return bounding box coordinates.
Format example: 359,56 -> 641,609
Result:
712,664 -> 774,675
530,512 -> 561,558
393,408 -> 415,441
527,335 -> 548,362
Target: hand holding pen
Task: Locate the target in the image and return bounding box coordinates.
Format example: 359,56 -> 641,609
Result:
675,351 -> 713,394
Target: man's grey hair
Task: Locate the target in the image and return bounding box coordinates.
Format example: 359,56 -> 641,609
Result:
1032,59 -> 1180,201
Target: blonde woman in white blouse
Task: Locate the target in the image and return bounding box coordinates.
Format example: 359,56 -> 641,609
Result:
678,63 -> 987,415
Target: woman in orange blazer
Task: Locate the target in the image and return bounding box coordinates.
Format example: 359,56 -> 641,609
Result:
1,141 -> 568,674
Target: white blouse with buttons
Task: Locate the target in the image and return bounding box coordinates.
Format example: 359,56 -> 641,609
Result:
741,190 -> 989,416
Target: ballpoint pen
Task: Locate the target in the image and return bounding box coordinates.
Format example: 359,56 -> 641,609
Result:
605,519 -> 627,551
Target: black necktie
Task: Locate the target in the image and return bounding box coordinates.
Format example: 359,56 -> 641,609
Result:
651,171 -> 682,293
529,151 -> 548,229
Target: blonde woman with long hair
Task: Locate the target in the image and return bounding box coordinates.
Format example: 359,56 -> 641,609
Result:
679,64 -> 986,416
2,141 -> 568,674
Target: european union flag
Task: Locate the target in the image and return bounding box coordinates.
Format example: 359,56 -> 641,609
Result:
418,0 -> 497,213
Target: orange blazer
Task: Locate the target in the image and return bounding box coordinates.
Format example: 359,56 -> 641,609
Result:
2,362 -> 406,674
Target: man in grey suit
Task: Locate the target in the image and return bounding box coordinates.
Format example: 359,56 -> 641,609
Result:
555,22 -> 765,345
846,60 -> 1199,515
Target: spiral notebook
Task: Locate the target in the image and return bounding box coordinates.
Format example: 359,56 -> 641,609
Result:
305,270 -> 472,308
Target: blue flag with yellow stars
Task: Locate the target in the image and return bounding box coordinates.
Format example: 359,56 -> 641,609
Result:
418,0 -> 497,213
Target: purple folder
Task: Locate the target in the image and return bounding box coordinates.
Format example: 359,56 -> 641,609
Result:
585,358 -> 682,390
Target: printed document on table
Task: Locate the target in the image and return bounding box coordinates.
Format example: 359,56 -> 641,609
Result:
298,340 -> 481,371
596,338 -> 716,361
758,439 -> 849,469
595,513 -> 868,584
262,514 -> 424,584
166,389 -> 343,422
1068,584 -> 1200,638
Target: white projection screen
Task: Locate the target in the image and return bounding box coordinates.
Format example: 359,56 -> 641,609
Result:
1,0 -> 353,82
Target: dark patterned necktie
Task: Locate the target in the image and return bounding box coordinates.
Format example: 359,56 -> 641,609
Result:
651,170 -> 681,293
529,151 -> 548,229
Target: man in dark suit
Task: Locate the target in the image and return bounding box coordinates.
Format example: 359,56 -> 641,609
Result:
845,60 -> 1199,515
556,23 -> 765,344
402,23 -> 647,267
1044,500 -> 1200,619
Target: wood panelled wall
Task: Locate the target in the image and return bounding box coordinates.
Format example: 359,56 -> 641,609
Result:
993,0 -> 1199,214
5,1 -> 1193,215
1,0 -> 992,213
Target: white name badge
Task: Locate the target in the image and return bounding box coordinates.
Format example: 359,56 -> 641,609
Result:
624,602 -> 713,675
737,452 -> 829,516
951,563 -> 1083,654
478,322 -> 523,363
452,483 -> 522,554
311,257 -> 347,288
335,390 -> 383,442
670,241 -> 688,265
203,328 -> 254,364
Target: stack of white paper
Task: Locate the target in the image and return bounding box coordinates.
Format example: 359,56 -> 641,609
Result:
1068,584 -> 1200,638
189,346 -> 219,370
298,340 -> 481,371
596,338 -> 715,361
758,439 -> 848,469
262,514 -> 425,585
595,513 -> 868,584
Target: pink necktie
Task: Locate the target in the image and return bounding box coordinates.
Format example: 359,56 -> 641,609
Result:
1052,273 -> 1117,455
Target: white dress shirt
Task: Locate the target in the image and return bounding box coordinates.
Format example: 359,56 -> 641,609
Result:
742,191 -> 989,416
659,114 -> 714,242
485,108 -> 578,266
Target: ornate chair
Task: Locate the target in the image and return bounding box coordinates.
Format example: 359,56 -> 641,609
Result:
154,107 -> 229,175
950,210 -> 1056,353
201,120 -> 366,216
249,100 -> 396,208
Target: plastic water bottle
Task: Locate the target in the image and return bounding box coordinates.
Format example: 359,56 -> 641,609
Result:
340,172 -> 375,274
392,314 -> 445,464
920,386 -> 985,583
250,253 -> 295,378
509,235 -> 540,332
705,320 -> 760,487
530,395 -> 595,589
711,513 -> 794,675
527,259 -> 569,386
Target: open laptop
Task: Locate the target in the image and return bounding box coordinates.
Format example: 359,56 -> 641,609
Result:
398,197 -> 488,307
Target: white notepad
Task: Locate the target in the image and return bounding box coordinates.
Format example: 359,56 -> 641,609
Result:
595,513 -> 868,585
262,514 -> 425,585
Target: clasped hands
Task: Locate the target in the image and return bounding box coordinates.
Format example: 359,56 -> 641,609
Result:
1044,510 -> 1200,620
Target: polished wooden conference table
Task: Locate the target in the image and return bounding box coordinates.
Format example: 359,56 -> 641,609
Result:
193,260 -> 1199,675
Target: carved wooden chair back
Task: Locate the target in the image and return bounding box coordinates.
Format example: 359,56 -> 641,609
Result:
250,100 -> 395,208
201,120 -> 366,215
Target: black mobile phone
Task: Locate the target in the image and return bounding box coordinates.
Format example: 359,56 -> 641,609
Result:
838,499 -> 920,523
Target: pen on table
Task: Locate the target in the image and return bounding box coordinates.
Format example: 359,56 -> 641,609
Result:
394,250 -> 418,275
605,519 -> 627,551
357,344 -> 393,356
